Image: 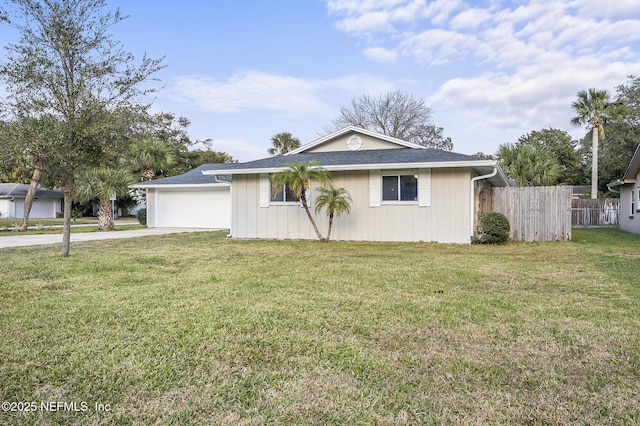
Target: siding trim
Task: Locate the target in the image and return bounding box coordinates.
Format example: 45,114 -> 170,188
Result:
418,169 -> 431,207
369,170 -> 381,207
259,174 -> 270,207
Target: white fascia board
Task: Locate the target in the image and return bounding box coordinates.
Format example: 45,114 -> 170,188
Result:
609,179 -> 636,188
132,183 -> 231,189
285,126 -> 425,155
202,160 -> 499,176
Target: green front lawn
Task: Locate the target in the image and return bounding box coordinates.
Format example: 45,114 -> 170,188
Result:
0,229 -> 638,424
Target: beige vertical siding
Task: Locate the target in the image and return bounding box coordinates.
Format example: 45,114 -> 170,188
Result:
232,168 -> 473,243
305,134 -> 404,153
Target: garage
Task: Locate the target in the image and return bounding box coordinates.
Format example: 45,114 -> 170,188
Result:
134,164 -> 232,230
153,187 -> 230,229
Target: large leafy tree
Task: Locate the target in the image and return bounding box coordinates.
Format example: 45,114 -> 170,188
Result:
270,161 -> 332,241
516,128 -> 584,185
268,132 -> 301,156
325,91 -> 453,150
314,184 -> 352,242
570,89 -> 614,198
0,0 -> 164,255
74,167 -> 136,231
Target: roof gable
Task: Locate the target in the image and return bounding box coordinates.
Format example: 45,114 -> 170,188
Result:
286,126 -> 425,155
623,143 -> 640,181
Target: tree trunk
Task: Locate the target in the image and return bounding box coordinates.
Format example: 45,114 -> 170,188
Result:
98,202 -> 114,231
324,212 -> 334,243
21,166 -> 42,231
60,175 -> 74,257
141,167 -> 155,181
591,126 -> 599,199
299,190 -> 324,241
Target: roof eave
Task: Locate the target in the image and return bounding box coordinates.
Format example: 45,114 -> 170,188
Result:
132,182 -> 231,189
608,179 -> 636,188
202,160 -> 500,176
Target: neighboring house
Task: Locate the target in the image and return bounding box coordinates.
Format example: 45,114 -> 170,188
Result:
133,165 -> 231,229
0,183 -> 64,219
609,143 -> 640,233
186,126 -> 509,244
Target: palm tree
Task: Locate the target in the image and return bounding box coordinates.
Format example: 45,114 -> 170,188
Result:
270,161 -> 332,241
314,184 -> 352,242
268,132 -> 301,156
497,143 -> 561,186
125,138 -> 174,181
570,89 -> 611,199
75,167 -> 137,231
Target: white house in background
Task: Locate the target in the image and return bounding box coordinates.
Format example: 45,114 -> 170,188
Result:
609,143 -> 640,234
0,183 -> 64,219
133,165 -> 231,229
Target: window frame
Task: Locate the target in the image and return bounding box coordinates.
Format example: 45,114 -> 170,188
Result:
380,171 -> 419,204
270,182 -> 300,204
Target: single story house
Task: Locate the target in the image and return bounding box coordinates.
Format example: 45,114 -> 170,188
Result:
159,126 -> 507,244
0,183 -> 64,219
133,165 -> 231,229
609,143 -> 640,233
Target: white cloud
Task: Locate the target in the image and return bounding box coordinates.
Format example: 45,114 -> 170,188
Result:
421,0 -> 463,25
450,8 -> 492,30
171,71 -> 330,116
431,57 -> 640,147
399,29 -> 479,65
327,0 -> 431,35
170,71 -> 395,116
571,0 -> 640,19
363,46 -> 398,62
335,11 -> 395,34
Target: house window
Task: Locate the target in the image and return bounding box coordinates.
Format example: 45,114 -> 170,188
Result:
271,184 -> 299,203
632,189 -> 636,216
382,174 -> 418,202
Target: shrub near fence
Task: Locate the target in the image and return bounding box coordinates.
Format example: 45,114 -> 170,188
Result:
477,186 -> 572,242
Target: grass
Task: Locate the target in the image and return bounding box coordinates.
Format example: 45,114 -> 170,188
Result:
0,228 -> 639,425
0,218 -> 142,236
0,218 -> 96,227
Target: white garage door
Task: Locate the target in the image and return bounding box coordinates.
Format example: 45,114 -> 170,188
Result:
156,187 -> 230,229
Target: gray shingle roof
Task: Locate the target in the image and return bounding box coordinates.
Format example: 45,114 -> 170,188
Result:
139,148 -> 508,187
203,148 -> 487,171
0,183 -> 64,199
133,164 -> 231,187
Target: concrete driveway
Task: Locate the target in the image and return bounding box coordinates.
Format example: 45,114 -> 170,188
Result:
0,228 -> 218,249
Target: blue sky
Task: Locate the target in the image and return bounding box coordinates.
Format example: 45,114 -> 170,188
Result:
4,0 -> 640,161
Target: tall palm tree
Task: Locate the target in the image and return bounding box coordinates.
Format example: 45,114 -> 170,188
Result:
126,138 -> 174,181
75,167 -> 137,231
314,184 -> 352,242
267,132 -> 301,156
270,161 -> 332,241
570,89 -> 611,199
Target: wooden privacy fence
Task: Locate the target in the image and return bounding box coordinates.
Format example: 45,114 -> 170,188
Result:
571,198 -> 619,227
476,186 -> 572,242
